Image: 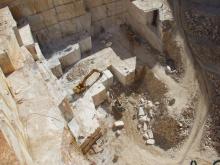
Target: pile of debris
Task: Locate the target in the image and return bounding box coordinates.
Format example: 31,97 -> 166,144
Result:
137,99 -> 160,145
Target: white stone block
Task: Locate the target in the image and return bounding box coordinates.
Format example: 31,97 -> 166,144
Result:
48,59 -> 63,78
68,97 -> 101,153
143,123 -> 148,131
110,62 -> 135,86
17,24 -> 34,46
143,133 -> 149,140
139,115 -> 150,123
79,36 -> 92,53
68,118 -> 80,139
138,107 -> 145,117
113,121 -> 124,129
147,129 -> 154,139
100,69 -> 113,88
36,61 -> 51,81
146,139 -> 155,145
89,83 -> 107,106
59,43 -> 81,68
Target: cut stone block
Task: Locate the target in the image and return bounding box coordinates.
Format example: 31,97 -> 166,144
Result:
48,58 -> 63,78
36,61 -> 51,81
146,139 -> 155,145
113,121 -> 124,129
17,24 -> 34,46
59,44 -> 81,68
68,97 -> 101,154
59,97 -> 73,122
110,62 -> 135,86
79,36 -> 92,53
26,43 -> 44,61
86,83 -> 107,106
147,129 -> 154,139
100,69 -> 113,88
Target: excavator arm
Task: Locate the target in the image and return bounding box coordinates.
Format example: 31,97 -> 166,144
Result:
73,69 -> 103,94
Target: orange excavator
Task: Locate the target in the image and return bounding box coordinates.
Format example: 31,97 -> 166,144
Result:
73,69 -> 103,94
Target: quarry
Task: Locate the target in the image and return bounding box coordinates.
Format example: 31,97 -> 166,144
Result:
0,0 -> 220,164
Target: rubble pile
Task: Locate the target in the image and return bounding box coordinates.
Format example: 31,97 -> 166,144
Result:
136,99 -> 158,145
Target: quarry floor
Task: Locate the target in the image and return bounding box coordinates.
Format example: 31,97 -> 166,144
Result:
53,27 -> 218,164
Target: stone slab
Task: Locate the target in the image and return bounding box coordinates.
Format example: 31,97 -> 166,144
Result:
59,43 -> 81,68
110,62 -> 135,86
100,69 -> 113,88
17,24 -> 34,46
89,83 -> 107,106
68,97 -> 101,153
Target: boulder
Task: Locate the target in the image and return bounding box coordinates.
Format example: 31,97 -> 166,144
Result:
113,121 -> 124,129
146,139 -> 155,145
138,107 -> 145,117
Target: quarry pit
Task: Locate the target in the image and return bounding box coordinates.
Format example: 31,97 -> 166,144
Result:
0,0 -> 220,165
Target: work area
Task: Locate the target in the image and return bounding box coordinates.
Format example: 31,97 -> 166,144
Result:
0,0 -> 219,165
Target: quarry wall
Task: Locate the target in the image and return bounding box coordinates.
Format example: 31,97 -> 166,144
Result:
0,68 -> 33,164
0,0 -> 127,47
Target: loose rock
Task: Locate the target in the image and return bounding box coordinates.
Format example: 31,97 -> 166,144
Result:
139,115 -> 150,123
146,139 -> 155,145
147,130 -> 154,139
138,107 -> 145,117
113,121 -> 124,129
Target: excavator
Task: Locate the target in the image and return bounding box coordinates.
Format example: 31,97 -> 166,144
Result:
73,69 -> 103,94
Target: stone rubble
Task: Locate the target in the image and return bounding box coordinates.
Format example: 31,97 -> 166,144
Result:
136,98 -> 157,145
113,121 -> 125,129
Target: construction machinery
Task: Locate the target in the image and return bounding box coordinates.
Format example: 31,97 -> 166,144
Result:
73,69 -> 103,94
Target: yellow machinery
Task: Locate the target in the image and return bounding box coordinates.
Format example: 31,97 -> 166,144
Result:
73,69 -> 103,94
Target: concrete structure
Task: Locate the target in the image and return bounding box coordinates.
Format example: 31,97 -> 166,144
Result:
59,44 -> 81,68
